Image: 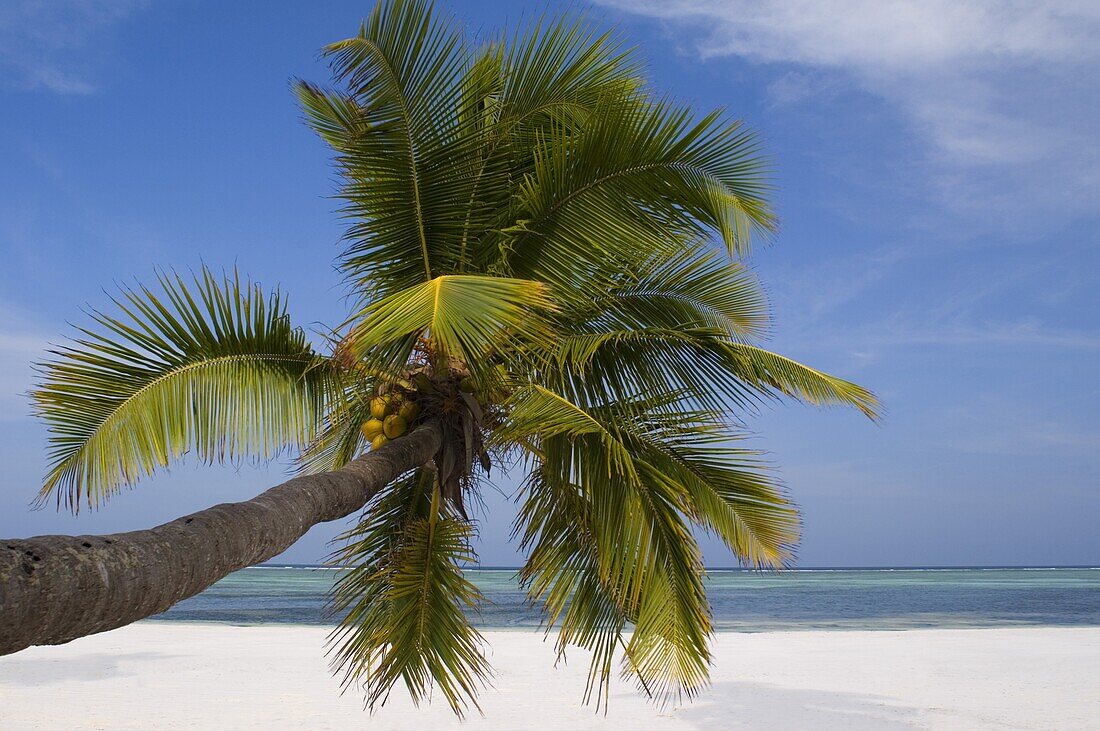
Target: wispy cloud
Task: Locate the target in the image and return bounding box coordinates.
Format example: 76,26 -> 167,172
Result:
939,394 -> 1100,456
596,0 -> 1100,221
0,331 -> 45,421
866,319 -> 1100,350
0,0 -> 147,94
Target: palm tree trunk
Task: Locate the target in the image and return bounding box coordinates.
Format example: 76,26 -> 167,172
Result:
0,423 -> 441,656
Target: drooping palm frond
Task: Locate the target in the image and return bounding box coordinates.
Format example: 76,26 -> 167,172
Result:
330,469 -> 488,717
527,235 -> 879,420
32,267 -> 337,510
518,457 -> 712,706
617,408 -> 799,568
507,387 -> 726,705
718,343 -> 881,419
569,241 -> 772,341
501,94 -> 774,291
661,442 -> 798,568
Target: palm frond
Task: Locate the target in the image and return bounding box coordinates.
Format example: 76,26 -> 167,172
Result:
31,267 -> 336,510
615,409 -> 799,568
563,241 -> 770,340
499,384 -> 636,478
330,470 -> 489,717
664,442 -> 798,568
719,344 -> 881,419
298,0 -> 469,297
458,14 -> 642,265
540,273 -> 877,419
503,94 -> 774,291
345,274 -> 556,375
510,388 -> 716,706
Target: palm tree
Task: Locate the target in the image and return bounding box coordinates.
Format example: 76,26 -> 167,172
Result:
0,0 -> 877,716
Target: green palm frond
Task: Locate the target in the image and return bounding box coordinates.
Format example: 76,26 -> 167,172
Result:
571,241 -> 771,339
719,343 -> 881,419
503,95 -> 774,290
330,470 -> 489,717
510,388 -> 720,705
32,267 -> 336,510
541,259 -> 877,417
618,409 -> 798,567
515,463 -> 626,707
518,458 -> 712,706
552,254 -> 767,382
345,274 -> 556,375
296,376 -> 378,475
457,15 -> 641,272
499,384 -> 637,477
495,13 -> 640,128
664,442 -> 798,568
299,0 -> 469,297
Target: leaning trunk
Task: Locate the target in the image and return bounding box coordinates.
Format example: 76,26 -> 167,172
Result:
0,423 -> 441,656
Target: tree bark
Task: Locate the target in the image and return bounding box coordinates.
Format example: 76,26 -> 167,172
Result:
0,422 -> 441,656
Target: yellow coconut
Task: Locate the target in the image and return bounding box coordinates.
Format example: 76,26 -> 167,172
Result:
360,418 -> 385,440
383,414 -> 407,439
370,396 -> 388,419
398,400 -> 420,422
371,434 -> 388,450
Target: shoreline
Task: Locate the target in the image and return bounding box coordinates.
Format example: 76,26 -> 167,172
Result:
2,624 -> 1098,729
139,617 -> 1100,633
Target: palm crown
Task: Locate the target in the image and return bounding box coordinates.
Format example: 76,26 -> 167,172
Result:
31,0 -> 877,716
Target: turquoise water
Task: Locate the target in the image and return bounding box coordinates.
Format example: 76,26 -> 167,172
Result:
148,566 -> 1100,631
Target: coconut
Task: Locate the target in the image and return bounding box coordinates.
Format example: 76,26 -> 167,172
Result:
397,400 -> 420,422
360,418 -> 384,440
383,414 -> 407,439
371,434 -> 388,450
370,397 -> 388,419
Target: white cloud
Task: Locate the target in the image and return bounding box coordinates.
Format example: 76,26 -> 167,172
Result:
596,0 -> 1100,219
0,0 -> 147,94
606,1 -> 1098,70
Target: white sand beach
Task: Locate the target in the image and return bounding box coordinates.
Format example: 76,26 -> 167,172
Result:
1,624 -> 1097,730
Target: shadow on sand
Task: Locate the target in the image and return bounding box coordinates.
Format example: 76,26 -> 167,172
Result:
0,651 -> 175,687
655,681 -> 928,730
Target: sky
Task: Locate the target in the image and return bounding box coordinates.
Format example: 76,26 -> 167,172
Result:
1,1 -> 1097,568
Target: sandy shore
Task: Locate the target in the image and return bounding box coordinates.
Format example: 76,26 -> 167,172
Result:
1,624 -> 1097,730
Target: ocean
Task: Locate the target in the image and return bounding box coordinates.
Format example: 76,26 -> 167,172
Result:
148,566 -> 1100,631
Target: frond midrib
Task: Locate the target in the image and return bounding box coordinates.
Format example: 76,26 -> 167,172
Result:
346,36 -> 435,281
61,351 -> 320,454
594,289 -> 765,336
523,158 -> 750,240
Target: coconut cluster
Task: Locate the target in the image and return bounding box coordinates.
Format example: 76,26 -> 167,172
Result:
360,392 -> 421,450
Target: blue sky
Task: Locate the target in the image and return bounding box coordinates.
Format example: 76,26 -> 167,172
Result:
1,1 -> 1097,567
